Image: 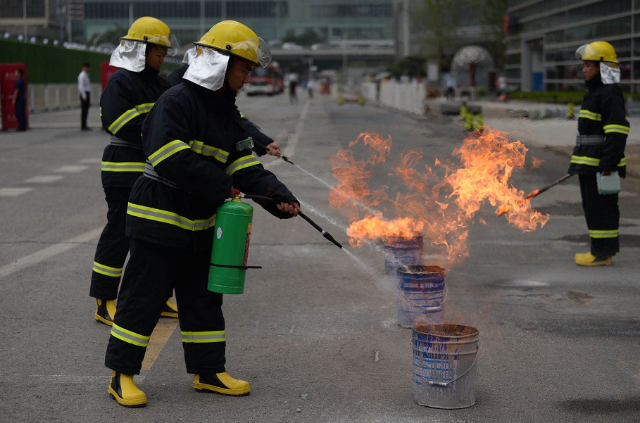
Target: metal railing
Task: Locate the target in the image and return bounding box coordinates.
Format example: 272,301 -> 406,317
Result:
27,83 -> 101,113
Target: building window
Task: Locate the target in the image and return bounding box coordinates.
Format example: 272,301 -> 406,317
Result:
311,4 -> 393,18
546,17 -> 631,44
0,0 -> 46,18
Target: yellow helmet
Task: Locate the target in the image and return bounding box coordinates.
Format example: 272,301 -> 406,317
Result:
575,41 -> 618,64
195,20 -> 271,68
121,16 -> 178,53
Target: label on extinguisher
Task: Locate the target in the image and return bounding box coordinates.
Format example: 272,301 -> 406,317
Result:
243,223 -> 252,266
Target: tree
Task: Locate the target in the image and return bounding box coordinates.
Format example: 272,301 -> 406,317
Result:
411,0 -> 462,72
281,28 -> 325,47
88,25 -> 128,47
388,55 -> 428,79
473,0 -> 508,69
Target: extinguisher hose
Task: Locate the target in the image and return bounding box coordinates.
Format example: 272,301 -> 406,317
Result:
239,194 -> 344,249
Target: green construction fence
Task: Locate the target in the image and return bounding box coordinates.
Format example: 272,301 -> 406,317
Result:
0,39 -> 179,84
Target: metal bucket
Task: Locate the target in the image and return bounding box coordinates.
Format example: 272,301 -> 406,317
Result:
412,324 -> 479,409
397,265 -> 446,328
383,236 -> 423,275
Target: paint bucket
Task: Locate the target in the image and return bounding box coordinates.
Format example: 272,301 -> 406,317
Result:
412,324 -> 479,409
397,265 -> 446,328
383,236 -> 423,275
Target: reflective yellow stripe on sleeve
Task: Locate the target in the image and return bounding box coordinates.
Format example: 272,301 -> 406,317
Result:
127,202 -> 216,231
589,229 -> 619,239
108,103 -> 155,135
578,109 -> 602,121
92,261 -> 123,278
148,140 -> 191,167
188,140 -> 229,163
101,161 -> 146,172
110,324 -> 150,347
571,156 -> 626,167
603,124 -> 630,135
225,155 -> 261,176
181,330 -> 226,343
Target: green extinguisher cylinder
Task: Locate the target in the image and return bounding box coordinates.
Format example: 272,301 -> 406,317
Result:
208,198 -> 254,294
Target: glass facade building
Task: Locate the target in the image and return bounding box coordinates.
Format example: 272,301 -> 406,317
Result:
506,0 -> 640,91
82,0 -> 399,45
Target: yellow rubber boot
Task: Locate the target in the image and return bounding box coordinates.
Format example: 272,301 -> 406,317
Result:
575,252 -> 612,267
108,371 -> 147,408
160,299 -> 178,318
95,299 -> 117,326
194,372 -> 251,396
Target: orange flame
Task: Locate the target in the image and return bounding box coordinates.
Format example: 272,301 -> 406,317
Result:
530,157 -> 544,169
329,128 -> 549,267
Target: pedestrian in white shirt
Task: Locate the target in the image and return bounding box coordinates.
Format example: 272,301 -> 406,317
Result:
78,62 -> 92,130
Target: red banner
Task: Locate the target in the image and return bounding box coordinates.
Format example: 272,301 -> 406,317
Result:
0,63 -> 28,130
101,61 -> 118,93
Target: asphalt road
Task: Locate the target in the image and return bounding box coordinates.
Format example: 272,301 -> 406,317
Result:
0,91 -> 639,422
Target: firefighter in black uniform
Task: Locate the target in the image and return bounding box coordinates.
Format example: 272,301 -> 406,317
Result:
570,41 -> 628,266
168,50 -> 282,158
104,20 -> 300,407
91,17 -> 178,325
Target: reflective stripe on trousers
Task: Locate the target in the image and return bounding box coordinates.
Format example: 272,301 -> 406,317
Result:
92,261 -> 123,278
589,229 -> 619,239
181,330 -> 226,343
101,161 -> 146,172
111,323 -> 151,347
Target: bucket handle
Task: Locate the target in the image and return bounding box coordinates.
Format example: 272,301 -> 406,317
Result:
415,352 -> 478,387
401,285 -> 448,311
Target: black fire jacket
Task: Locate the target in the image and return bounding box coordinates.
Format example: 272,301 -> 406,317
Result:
127,80 -> 297,252
100,65 -> 172,188
568,76 -> 628,178
167,63 -> 274,156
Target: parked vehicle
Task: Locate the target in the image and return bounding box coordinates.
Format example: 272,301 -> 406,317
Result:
245,63 -> 285,96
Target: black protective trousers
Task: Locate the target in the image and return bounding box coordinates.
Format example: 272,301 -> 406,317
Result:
90,187 -> 131,300
579,174 -> 620,257
105,238 -> 226,375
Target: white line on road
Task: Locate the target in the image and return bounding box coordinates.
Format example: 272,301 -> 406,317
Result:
0,228 -> 102,280
25,175 -> 64,183
79,158 -> 101,164
54,165 -> 89,173
0,188 -> 33,197
264,100 -> 310,169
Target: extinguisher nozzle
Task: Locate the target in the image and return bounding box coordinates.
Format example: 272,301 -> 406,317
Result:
323,232 -> 343,249
282,155 -> 295,165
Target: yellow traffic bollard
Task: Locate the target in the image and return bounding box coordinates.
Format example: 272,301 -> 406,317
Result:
476,113 -> 484,133
567,102 -> 575,119
465,113 -> 475,131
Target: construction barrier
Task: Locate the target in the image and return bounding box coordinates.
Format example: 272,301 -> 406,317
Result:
362,81 -> 426,115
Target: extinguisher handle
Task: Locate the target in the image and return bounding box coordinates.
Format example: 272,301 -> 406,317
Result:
210,263 -> 263,270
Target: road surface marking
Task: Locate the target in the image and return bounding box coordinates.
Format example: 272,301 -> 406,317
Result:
54,165 -> 89,173
0,228 -> 102,280
141,318 -> 179,371
25,175 -> 64,183
79,158 -> 101,164
265,100 -> 309,169
0,188 -> 32,197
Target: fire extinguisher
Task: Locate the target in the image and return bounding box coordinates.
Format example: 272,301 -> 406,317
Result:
208,197 -> 261,295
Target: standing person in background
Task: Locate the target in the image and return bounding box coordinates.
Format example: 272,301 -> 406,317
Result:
570,41 -> 628,266
307,78 -> 314,99
12,68 -> 27,131
78,62 -> 92,131
289,74 -> 298,104
91,17 -> 178,327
